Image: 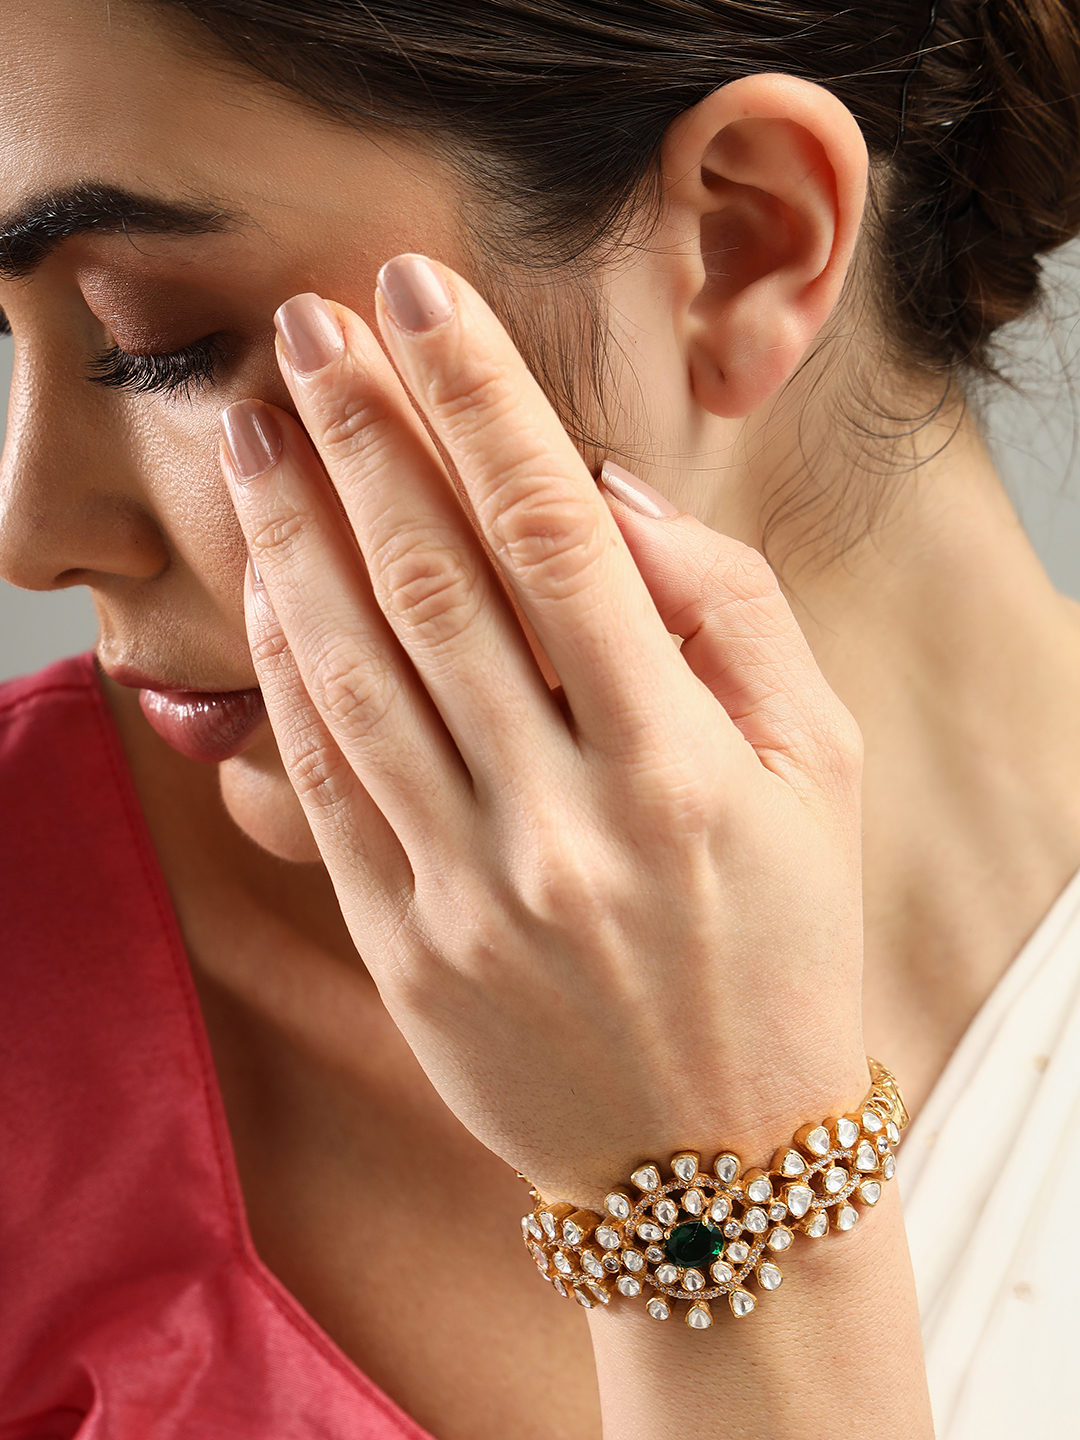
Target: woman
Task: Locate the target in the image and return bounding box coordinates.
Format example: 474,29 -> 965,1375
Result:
1,0 -> 1078,1435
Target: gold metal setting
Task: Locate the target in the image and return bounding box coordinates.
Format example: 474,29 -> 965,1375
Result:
521,1058 -> 907,1330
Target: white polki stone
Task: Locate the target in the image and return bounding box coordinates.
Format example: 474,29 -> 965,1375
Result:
780,1149 -> 806,1177
883,1155 -> 896,1181
603,1254 -> 621,1273
855,1141 -> 879,1172
623,1248 -> 645,1273
581,1251 -> 604,1278
710,1195 -> 731,1222
672,1154 -> 699,1183
646,1246 -> 665,1263
637,1221 -> 664,1243
686,1301 -> 713,1329
540,1212 -> 557,1240
724,1220 -> 742,1239
786,1184 -> 813,1218
655,1199 -> 679,1226
836,1205 -> 858,1231
562,1220 -> 584,1246
727,1241 -> 750,1264
554,1251 -> 573,1275
596,1226 -> 621,1251
553,1277 -> 567,1297
769,1203 -> 787,1221
646,1296 -> 671,1321
683,1269 -> 705,1292
767,1226 -> 794,1252
878,1136 -> 890,1154
587,1283 -> 611,1305
524,1215 -> 543,1241
683,1189 -> 704,1216
714,1154 -> 740,1183
605,1191 -> 631,1221
806,1126 -> 830,1156
745,1208 -> 768,1234
758,1262 -> 783,1291
824,1166 -> 849,1194
862,1110 -> 883,1134
632,1165 -> 661,1193
859,1181 -> 882,1206
836,1117 -> 859,1148
747,1177 -> 772,1204
805,1211 -> 829,1239
711,1259 -> 733,1284
729,1288 -> 756,1318
530,1245 -> 548,1271
573,1287 -> 594,1309
656,1263 -> 679,1285
886,1121 -> 901,1144
617,1275 -> 642,1297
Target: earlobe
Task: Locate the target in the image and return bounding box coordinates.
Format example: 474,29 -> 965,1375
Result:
662,74 -> 868,419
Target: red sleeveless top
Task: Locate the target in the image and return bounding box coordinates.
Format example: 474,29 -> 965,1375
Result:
0,655 -> 431,1439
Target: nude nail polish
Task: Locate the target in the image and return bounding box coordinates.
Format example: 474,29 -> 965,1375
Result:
221,401 -> 282,481
599,461 -> 679,519
274,293 -> 345,373
377,254 -> 455,332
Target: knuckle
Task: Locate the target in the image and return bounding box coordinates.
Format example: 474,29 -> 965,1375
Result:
374,529 -> 480,646
285,730 -> 351,812
427,361 -> 517,441
310,637 -> 397,737
489,484 -> 602,593
248,509 -> 308,564
317,389 -> 395,462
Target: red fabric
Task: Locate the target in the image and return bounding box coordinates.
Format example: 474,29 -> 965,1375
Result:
0,655 -> 431,1439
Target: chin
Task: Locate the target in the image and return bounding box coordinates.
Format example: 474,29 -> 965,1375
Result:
218,745 -> 324,863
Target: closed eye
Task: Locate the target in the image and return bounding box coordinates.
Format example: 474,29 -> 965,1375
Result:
86,334 -> 226,401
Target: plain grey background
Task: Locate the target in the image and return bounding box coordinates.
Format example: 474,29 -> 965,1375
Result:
2,243 -> 1080,684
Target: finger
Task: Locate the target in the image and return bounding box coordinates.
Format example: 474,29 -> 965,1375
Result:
220,407 -> 474,857
600,469 -> 861,784
270,295 -> 570,797
373,255 -> 726,761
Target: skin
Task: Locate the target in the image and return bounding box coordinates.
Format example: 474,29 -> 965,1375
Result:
2,1 -> 1080,1436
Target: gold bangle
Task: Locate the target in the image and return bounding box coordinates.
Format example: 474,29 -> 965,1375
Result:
521,1058 -> 908,1330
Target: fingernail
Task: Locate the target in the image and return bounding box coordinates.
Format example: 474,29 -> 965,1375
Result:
377,254 -> 455,332
274,293 -> 345,373
221,401 -> 282,482
599,461 -> 679,519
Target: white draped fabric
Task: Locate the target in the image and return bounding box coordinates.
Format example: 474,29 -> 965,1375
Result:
899,868 -> 1080,1436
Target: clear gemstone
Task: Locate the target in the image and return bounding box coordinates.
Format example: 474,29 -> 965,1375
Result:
745,1208 -> 768,1233
781,1149 -> 806,1177
686,1301 -> 713,1329
883,1155 -> 896,1180
683,1269 -> 705,1291
769,1203 -> 787,1221
587,1282 -> 611,1305
806,1126 -> 830,1156
553,1277 -> 567,1297
729,1288 -> 756,1317
581,1251 -> 604,1278
747,1177 -> 772,1204
603,1253 -> 621,1273
655,1199 -> 678,1226
859,1180 -> 882,1206
758,1262 -> 783,1291
530,1244 -> 548,1270
623,1248 -> 645,1273
767,1226 -> 794,1251
605,1191 -> 631,1221
672,1154 -> 699,1183
554,1251 -> 573,1275
836,1205 -> 858,1231
710,1195 -> 731,1222
683,1189 -> 704,1216
724,1220 -> 742,1239
714,1154 -> 740,1183
646,1246 -> 664,1263
877,1136 -> 890,1153
617,1275 -> 642,1297
786,1184 -> 813,1217
656,1263 -> 679,1285
711,1259 -> 733,1283
824,1166 -> 849,1193
573,1287 -> 594,1309
805,1211 -> 829,1238
727,1241 -> 750,1263
524,1215 -> 543,1241
855,1141 -> 878,1172
646,1296 -> 671,1321
562,1220 -> 584,1246
862,1110 -> 883,1134
540,1211 -> 557,1240
836,1117 -> 859,1148
637,1221 -> 664,1242
886,1121 -> 901,1144
596,1226 -> 621,1250
632,1165 -> 661,1193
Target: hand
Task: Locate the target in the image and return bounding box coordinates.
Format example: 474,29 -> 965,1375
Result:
220,256 -> 867,1210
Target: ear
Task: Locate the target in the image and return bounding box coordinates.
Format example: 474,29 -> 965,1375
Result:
660,74 -> 868,418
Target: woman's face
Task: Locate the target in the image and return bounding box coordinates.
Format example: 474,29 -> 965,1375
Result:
0,0 -> 467,859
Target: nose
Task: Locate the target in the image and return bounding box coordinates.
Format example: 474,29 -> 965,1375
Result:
0,342 -> 168,593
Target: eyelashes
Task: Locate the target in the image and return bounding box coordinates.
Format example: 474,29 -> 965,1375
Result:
86,334 -> 227,400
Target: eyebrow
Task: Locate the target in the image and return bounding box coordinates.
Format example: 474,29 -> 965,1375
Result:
0,181 -> 243,280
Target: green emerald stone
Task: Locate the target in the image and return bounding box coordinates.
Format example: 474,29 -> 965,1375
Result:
665,1221 -> 724,1268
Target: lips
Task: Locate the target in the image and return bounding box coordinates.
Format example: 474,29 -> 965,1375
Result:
137,686 -> 267,764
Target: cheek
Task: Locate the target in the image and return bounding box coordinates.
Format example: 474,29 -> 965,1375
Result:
219,739 -> 323,863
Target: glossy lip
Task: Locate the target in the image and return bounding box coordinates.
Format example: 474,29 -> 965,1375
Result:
104,664 -> 267,764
